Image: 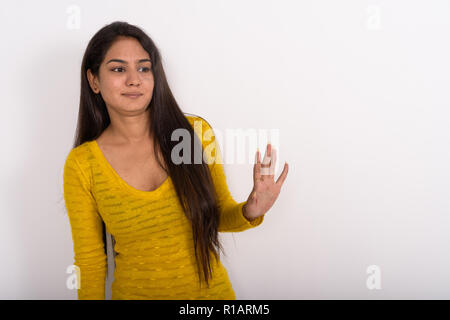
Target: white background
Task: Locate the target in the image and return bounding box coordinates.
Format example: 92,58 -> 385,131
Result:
1,0 -> 449,299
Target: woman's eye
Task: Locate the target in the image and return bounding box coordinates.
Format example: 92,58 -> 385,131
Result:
111,67 -> 151,72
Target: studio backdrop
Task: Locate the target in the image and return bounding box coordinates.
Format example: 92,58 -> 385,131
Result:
0,0 -> 449,299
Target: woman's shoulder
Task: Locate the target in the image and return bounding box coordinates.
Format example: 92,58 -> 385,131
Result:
63,140 -> 98,188
183,113 -> 221,164
184,113 -> 214,132
63,140 -> 96,176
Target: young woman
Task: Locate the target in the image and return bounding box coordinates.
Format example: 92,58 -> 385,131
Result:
63,21 -> 288,300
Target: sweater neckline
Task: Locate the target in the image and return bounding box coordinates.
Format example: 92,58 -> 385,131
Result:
90,139 -> 171,197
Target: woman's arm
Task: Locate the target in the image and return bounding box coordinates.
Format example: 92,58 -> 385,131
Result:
194,118 -> 265,232
63,149 -> 107,299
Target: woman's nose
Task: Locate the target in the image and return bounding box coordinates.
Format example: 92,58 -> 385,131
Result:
126,70 -> 141,86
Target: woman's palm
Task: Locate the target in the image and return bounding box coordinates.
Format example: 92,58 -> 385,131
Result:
244,143 -> 289,220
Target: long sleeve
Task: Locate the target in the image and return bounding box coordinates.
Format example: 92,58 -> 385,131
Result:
194,118 -> 265,232
63,149 -> 107,300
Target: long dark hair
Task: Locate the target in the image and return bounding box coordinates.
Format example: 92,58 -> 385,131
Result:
72,21 -> 225,288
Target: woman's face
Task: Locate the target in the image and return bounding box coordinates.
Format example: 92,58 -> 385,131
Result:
87,36 -> 154,115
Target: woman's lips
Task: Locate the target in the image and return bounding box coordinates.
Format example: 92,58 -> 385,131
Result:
122,94 -> 143,99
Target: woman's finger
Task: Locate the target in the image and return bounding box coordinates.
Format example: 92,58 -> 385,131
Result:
276,162 -> 289,187
261,144 -> 271,176
253,149 -> 261,183
268,147 -> 276,179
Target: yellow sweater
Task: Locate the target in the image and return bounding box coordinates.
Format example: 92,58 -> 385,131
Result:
63,115 -> 264,300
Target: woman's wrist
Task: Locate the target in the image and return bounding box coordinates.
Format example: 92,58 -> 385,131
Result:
242,203 -> 256,221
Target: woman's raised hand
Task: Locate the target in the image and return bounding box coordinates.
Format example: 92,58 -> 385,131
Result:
243,143 -> 289,221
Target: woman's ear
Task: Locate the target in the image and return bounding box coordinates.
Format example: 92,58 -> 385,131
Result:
86,68 -> 99,94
